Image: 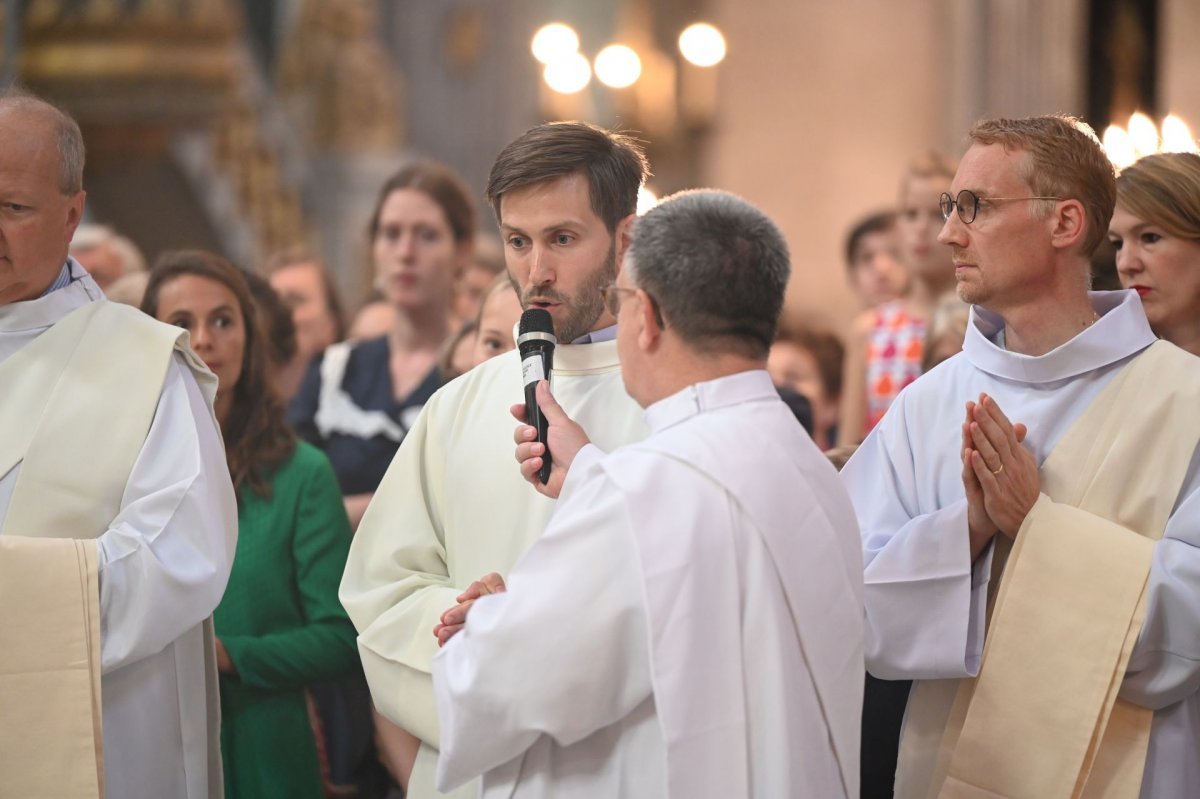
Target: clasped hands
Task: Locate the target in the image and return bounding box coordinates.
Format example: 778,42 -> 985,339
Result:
432,384 -> 592,647
434,572 -> 507,648
962,392 -> 1040,560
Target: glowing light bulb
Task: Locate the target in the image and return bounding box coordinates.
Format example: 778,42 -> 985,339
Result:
1127,112 -> 1160,159
678,23 -> 726,67
595,44 -> 642,89
1102,125 -> 1136,169
1162,114 -> 1199,154
531,23 -> 580,65
543,52 -> 591,94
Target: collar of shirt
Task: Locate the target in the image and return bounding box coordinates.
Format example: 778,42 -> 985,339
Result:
643,368 -> 777,434
571,324 -> 617,345
0,258 -> 102,333
962,289 -> 1155,384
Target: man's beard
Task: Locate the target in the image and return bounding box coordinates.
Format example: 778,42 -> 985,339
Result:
513,240 -> 617,343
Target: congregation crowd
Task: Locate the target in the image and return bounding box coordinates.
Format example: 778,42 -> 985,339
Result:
3,79 -> 1200,799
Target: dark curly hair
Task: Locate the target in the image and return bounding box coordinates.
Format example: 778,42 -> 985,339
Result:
141,250 -> 296,498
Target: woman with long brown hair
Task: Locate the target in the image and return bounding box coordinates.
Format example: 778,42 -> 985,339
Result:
288,161 -> 477,530
143,250 -> 358,799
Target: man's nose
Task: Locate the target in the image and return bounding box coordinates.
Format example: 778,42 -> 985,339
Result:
528,246 -> 554,285
937,215 -> 964,247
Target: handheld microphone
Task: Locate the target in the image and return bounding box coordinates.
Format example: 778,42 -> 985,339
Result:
517,309 -> 557,484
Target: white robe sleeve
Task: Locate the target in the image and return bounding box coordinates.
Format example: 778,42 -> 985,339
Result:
432,466 -> 652,791
841,401 -> 991,681
96,355 -> 237,672
338,401 -> 461,747
1122,448 -> 1200,709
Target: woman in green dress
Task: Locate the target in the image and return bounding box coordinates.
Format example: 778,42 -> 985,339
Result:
143,250 -> 359,799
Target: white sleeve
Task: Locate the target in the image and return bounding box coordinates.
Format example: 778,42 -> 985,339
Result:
96,354 -> 237,672
432,467 -> 652,791
1122,447 -> 1200,709
841,407 -> 991,681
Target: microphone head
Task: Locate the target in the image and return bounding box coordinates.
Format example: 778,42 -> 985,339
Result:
517,308 -> 557,354
518,308 -> 554,337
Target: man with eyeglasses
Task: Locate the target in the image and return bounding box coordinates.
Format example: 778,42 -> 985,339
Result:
841,114 -> 1200,798
430,190 -> 864,798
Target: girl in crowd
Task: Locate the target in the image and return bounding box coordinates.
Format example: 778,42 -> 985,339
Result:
471,274 -> 522,366
439,275 -> 523,380
1110,152 -> 1200,356
142,251 -> 358,799
289,161 -> 476,528
767,323 -> 844,450
839,151 -> 958,445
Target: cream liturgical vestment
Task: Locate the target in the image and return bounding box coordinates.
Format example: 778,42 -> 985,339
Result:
432,370 -> 864,799
340,338 -> 647,799
842,290 -> 1200,798
0,262 -> 237,799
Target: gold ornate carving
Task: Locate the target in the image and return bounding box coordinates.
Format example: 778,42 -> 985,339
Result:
277,0 -> 404,152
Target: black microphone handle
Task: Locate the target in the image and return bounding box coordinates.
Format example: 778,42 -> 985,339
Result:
522,348 -> 553,484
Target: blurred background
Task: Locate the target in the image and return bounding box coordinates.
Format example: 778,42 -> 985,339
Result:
2,0 -> 1196,332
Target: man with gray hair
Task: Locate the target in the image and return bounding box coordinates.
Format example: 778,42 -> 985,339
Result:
0,89 -> 234,797
431,189 -> 864,798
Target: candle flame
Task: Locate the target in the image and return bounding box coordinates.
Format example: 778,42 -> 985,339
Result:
1161,115 -> 1199,154
1102,125 -> 1137,169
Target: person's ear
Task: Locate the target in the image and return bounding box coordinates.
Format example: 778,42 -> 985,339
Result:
636,289 -> 663,353
614,214 -> 636,267
64,190 -> 86,241
1049,198 -> 1087,252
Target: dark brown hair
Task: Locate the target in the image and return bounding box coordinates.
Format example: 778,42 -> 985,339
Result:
485,121 -> 650,233
242,268 -> 299,369
264,246 -> 348,342
369,161 -> 476,244
844,210 -> 896,270
774,323 -> 845,400
142,250 -> 296,498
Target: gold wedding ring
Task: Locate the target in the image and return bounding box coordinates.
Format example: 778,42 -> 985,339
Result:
991,463 -> 1004,475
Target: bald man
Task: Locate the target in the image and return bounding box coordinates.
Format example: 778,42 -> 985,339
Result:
0,89 -> 235,798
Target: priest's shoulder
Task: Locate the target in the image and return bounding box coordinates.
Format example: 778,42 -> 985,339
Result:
421,348 -> 523,419
1139,339 -> 1200,398
90,299 -> 186,351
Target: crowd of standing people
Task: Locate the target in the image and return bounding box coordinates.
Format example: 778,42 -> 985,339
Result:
3,80 -> 1200,799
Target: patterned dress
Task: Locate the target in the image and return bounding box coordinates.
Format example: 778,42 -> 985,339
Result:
865,301 -> 925,432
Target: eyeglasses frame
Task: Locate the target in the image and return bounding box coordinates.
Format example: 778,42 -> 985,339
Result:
939,189 -> 1064,225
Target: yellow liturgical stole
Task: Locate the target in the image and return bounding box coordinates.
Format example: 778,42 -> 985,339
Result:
0,300 -> 210,799
897,341 -> 1200,799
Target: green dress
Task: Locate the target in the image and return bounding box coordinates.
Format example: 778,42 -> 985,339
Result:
215,441 -> 359,799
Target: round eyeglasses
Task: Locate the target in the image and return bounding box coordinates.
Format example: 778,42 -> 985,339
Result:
939,189 -> 1063,225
